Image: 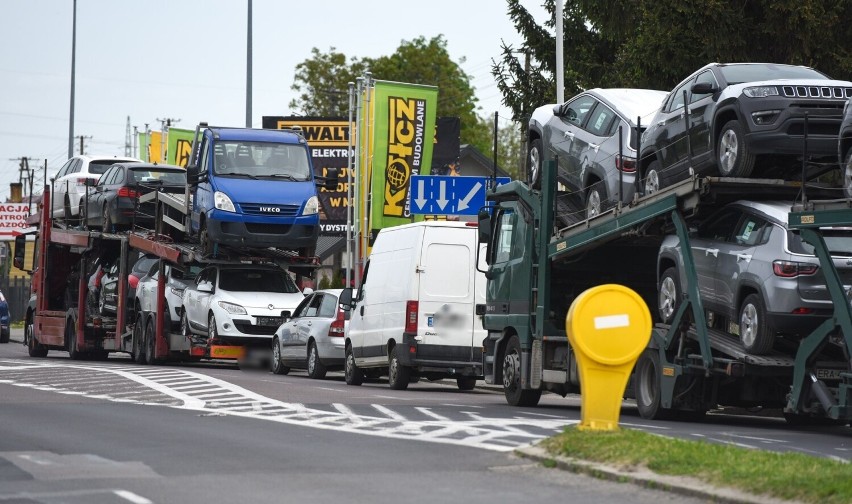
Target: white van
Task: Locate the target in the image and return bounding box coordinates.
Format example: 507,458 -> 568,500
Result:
345,221 -> 486,390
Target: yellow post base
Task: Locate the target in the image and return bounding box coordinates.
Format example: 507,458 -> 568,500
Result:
574,362 -> 633,431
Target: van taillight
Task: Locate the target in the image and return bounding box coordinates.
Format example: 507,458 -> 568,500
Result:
772,260 -> 819,277
328,308 -> 345,337
615,154 -> 637,173
405,300 -> 418,334
117,187 -> 139,198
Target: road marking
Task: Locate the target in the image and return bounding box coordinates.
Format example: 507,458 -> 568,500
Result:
114,490 -> 154,504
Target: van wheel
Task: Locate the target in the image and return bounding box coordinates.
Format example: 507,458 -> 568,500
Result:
26,317 -> 48,358
270,337 -> 290,375
388,346 -> 410,390
635,349 -> 670,419
344,345 -> 363,386
658,267 -> 681,324
739,294 -> 774,355
457,377 -> 477,391
502,335 -> 541,406
200,220 -> 214,257
307,341 -> 327,379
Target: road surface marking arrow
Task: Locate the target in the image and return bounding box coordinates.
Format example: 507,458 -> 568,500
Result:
436,181 -> 449,210
415,180 -> 427,209
457,182 -> 482,212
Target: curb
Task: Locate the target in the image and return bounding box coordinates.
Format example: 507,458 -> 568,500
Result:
514,445 -> 803,504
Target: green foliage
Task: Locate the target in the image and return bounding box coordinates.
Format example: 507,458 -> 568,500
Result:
317,273 -> 331,290
290,47 -> 367,116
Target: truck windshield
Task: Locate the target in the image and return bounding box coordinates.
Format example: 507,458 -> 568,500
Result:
213,141 -> 312,181
218,268 -> 300,293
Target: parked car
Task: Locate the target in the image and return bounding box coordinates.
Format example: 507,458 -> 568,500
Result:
85,163 -> 186,232
134,260 -> 202,331
270,288 -> 353,378
657,200 -> 852,355
180,264 -> 306,343
0,289 -> 10,343
100,253 -> 157,316
51,154 -> 142,222
527,88 -> 668,218
640,62 -> 852,194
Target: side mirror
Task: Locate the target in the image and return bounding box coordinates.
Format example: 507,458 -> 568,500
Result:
280,310 -> 292,322
13,234 -> 26,271
321,167 -> 340,190
338,287 -> 353,308
551,104 -> 563,116
84,178 -> 97,187
477,208 -> 492,244
302,287 -> 314,296
197,281 -> 213,293
691,81 -> 716,95
187,165 -> 201,184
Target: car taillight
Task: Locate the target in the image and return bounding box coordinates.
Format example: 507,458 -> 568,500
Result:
76,177 -> 89,186
615,154 -> 637,173
791,307 -> 815,314
405,300 -> 418,334
128,274 -> 140,289
772,260 -> 819,278
328,308 -> 345,337
117,186 -> 139,198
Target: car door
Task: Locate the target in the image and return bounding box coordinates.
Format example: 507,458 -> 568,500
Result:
686,69 -> 719,170
89,167 -> 117,227
653,79 -> 692,172
549,94 -> 597,189
280,294 -> 313,360
715,211 -> 768,315
199,267 -> 218,331
185,267 -> 212,331
138,261 -> 161,313
579,101 -> 619,201
52,159 -> 75,216
295,294 -> 324,356
691,208 -> 744,309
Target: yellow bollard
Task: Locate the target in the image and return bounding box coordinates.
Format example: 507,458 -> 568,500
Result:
566,284 -> 652,431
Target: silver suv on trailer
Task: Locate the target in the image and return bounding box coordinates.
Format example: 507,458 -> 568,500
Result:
657,200 -> 852,355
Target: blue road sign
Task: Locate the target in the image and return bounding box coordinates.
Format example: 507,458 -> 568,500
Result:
409,175 -> 511,215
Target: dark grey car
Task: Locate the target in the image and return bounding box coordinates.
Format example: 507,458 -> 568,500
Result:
657,200 -> 852,355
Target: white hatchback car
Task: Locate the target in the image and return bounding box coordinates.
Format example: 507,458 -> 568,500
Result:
180,264 -> 306,343
51,154 -> 142,221
135,260 -> 202,331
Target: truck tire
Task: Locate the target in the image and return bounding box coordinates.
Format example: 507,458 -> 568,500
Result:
502,335 -> 542,407
635,349 -> 670,420
307,341 -> 327,379
146,316 -> 164,365
717,120 -> 755,178
26,317 -> 48,358
132,316 -> 147,364
344,344 -> 363,386
457,377 -> 477,391
739,293 -> 774,355
270,337 -> 290,375
66,320 -> 83,360
387,345 -> 410,390
658,267 -> 681,324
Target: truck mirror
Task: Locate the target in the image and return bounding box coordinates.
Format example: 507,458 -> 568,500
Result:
13,234 -> 26,271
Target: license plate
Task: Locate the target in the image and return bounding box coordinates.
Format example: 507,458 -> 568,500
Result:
256,316 -> 283,327
816,368 -> 843,380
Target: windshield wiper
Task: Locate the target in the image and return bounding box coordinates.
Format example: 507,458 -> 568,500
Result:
267,173 -> 299,180
223,172 -> 258,179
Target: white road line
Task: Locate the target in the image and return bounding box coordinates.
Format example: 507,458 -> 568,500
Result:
723,433 -> 788,444
373,404 -> 407,421
114,489 -> 154,504
415,407 -> 451,422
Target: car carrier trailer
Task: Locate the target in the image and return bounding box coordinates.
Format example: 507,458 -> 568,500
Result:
477,159 -> 852,424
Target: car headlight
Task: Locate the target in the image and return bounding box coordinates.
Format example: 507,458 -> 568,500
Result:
743,86 -> 780,98
214,191 -> 236,212
303,195 -> 319,216
218,301 -> 247,315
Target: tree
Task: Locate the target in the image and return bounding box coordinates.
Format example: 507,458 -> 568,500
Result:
290,47 -> 366,117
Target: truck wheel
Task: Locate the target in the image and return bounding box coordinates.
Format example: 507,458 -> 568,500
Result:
307,341 -> 327,379
642,160 -> 662,195
66,320 -> 83,360
527,138 -> 543,189
635,349 -> 670,420
739,293 -> 774,355
387,345 -> 410,390
146,316 -> 164,365
344,344 -> 363,386
658,267 -> 681,324
456,377 -> 477,391
26,318 -> 48,358
132,316 -> 147,364
717,120 -> 755,177
502,335 -> 542,406
270,337 -> 290,375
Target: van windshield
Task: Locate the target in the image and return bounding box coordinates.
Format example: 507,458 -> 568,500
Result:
212,141 -> 312,181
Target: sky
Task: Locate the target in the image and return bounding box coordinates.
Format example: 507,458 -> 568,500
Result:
0,0 -> 550,202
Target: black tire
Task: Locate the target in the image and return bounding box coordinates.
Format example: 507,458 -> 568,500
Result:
739,293 -> 774,355
717,120 -> 755,177
103,203 -> 113,233
66,319 -> 83,360
642,160 -> 663,195
180,310 -> 192,339
843,147 -> 852,199
456,377 -> 477,391
344,344 -> 363,386
270,337 -> 290,375
208,312 -> 217,340
78,202 -> 86,228
635,349 -> 670,420
387,345 -> 410,390
64,197 -> 76,225
200,220 -> 214,257
0,328 -> 9,344
132,315 -> 147,364
528,138 -> 543,189
502,335 -> 542,406
307,341 -> 327,379
585,180 -> 605,220
658,267 -> 681,324
146,315 -> 163,365
26,317 -> 47,358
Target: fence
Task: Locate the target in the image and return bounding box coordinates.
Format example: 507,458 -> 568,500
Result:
1,276 -> 31,323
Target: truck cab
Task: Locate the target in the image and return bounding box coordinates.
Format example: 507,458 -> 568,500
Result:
187,125 -> 337,256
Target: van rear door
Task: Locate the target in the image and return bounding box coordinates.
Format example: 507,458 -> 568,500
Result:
418,227 -> 476,362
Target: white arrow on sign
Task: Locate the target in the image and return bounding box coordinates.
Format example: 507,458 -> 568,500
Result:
415,180 -> 427,209
457,182 -> 482,212
436,181 -> 449,210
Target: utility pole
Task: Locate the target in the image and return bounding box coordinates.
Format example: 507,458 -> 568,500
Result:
246,0 -> 253,128
157,117 -> 180,164
77,135 -> 92,155
68,0 -> 77,159
8,157 -> 39,197
124,116 -> 132,157
133,125 -> 139,158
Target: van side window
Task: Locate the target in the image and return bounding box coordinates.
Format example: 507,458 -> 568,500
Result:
494,211 -> 516,264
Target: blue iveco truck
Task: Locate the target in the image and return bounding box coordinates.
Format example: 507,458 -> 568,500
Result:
184,123 -> 338,257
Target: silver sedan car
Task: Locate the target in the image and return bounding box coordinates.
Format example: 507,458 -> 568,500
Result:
657,200 -> 852,355
270,288 -> 353,379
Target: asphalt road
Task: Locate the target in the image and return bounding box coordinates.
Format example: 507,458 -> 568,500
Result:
1,333 -> 851,503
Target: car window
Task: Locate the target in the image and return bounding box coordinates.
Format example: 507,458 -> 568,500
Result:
56,159 -> 74,179
698,208 -> 743,241
494,210 -> 516,264
89,161 -> 122,175
291,295 -> 312,318
147,260 -> 160,277
218,269 -> 299,293
667,80 -> 690,113
562,95 -> 596,126
69,159 -> 82,174
128,169 -> 186,185
304,295 -> 323,317
134,256 -> 157,275
585,103 -> 617,136
734,215 -> 767,246
690,70 -> 718,103
789,228 -> 852,256
319,293 -> 338,318
97,167 -> 114,185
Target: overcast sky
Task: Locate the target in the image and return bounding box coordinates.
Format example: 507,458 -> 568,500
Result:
0,0 -> 549,201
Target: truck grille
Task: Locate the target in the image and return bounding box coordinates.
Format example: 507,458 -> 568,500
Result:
239,203 -> 300,216
782,86 -> 852,99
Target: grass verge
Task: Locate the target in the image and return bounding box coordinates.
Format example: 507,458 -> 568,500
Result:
542,427 -> 851,504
